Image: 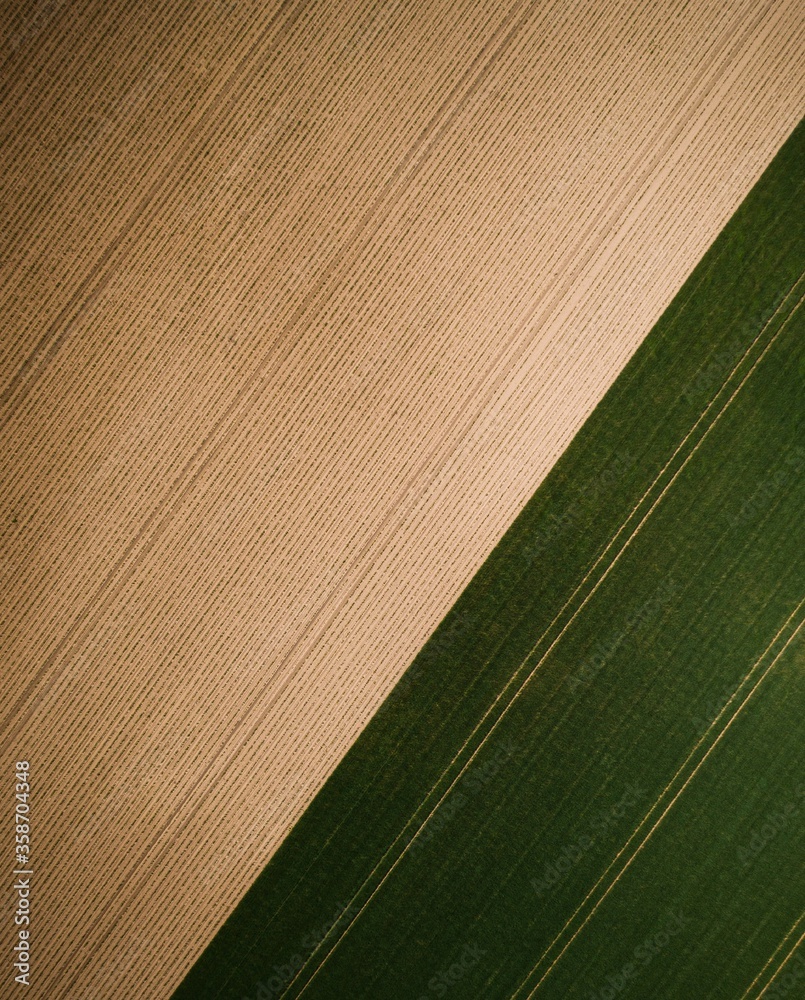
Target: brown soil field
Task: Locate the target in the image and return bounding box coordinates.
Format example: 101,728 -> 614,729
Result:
1,0 -> 803,996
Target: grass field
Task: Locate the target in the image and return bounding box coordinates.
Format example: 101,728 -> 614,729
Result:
2,1 -> 804,995
174,121 -> 805,999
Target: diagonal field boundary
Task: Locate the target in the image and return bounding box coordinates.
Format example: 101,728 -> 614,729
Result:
9,5 -> 800,992
6,15 -> 788,956
210,253 -> 805,998
287,288 -> 805,999
11,7 -> 796,992
38,3 -> 569,991
260,279 -> 805,1000
4,0 -> 785,762
202,160 -> 805,1000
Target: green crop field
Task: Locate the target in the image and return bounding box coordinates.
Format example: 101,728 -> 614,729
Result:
174,120 -> 805,1000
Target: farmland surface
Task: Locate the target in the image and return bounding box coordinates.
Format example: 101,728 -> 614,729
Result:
1,0 -> 803,996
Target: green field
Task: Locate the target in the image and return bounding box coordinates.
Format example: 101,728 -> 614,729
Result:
174,120 -> 805,1000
